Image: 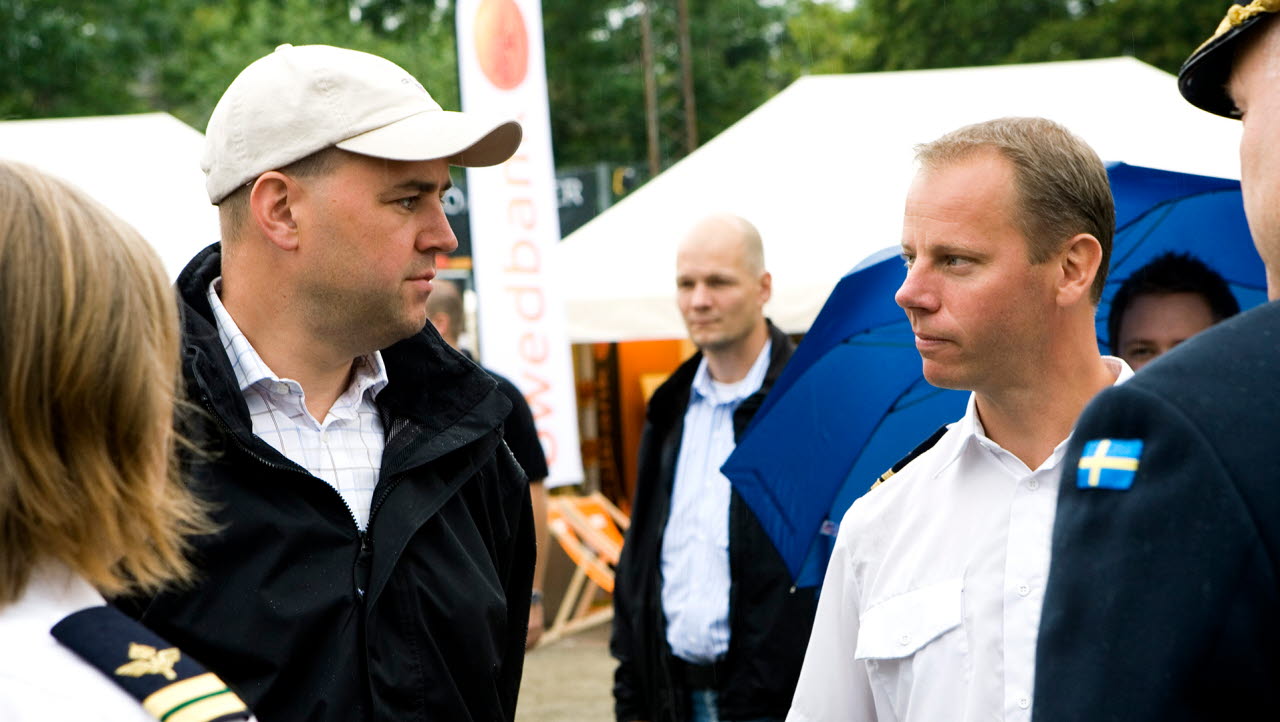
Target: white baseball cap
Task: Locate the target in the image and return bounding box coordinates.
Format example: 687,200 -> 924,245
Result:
201,44 -> 522,204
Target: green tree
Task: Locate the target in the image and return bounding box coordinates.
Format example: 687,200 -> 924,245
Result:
840,0 -> 1073,72
156,0 -> 459,133
0,0 -> 1240,171
543,1 -> 649,168
0,0 -> 183,120
775,0 -> 1227,78
687,0 -> 788,148
777,0 -> 873,77
1008,0 -> 1228,74
544,0 -> 787,169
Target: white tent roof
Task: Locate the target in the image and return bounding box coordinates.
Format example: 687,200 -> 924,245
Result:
555,57 -> 1244,343
0,113 -> 218,280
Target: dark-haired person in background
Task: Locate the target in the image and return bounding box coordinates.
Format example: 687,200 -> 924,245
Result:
1107,251 -> 1239,370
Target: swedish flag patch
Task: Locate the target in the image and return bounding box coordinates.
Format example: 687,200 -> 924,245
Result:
1076,438 -> 1143,490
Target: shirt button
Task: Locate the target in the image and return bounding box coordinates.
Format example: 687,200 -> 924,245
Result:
1017,584 -> 1031,597
1018,697 -> 1030,709
1028,478 -> 1040,490
898,634 -> 910,646
272,382 -> 290,395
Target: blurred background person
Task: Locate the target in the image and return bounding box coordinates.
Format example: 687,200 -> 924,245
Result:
1107,251 -> 1239,370
426,279 -> 551,647
612,213 -> 817,722
0,160 -> 238,720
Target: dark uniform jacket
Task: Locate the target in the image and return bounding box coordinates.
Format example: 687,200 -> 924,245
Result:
1035,300 -> 1280,721
611,322 -> 818,722
119,244 -> 534,722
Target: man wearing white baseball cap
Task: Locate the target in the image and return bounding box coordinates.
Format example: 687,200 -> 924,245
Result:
115,44 -> 534,722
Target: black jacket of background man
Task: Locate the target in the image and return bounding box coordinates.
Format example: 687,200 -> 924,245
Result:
611,321 -> 818,722
118,244 -> 534,722
1034,300 -> 1280,721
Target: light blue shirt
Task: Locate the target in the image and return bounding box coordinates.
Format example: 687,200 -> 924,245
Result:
661,340 -> 772,663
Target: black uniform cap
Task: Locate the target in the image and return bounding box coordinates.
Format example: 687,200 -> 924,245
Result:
1179,0 -> 1280,118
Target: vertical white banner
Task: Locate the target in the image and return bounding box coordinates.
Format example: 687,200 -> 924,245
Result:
457,0 -> 583,487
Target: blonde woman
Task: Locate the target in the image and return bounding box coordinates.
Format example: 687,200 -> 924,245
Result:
0,160 -> 249,721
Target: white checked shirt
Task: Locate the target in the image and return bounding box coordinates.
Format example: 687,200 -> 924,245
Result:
788,357 -> 1132,722
207,279 -> 388,530
661,340 -> 772,663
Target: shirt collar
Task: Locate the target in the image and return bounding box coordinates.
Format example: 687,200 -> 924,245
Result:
937,354 -> 1134,474
690,339 -> 773,406
206,277 -> 389,399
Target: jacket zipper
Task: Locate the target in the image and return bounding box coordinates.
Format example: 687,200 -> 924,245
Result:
199,395 -> 365,536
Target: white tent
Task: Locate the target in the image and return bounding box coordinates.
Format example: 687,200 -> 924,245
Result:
554,57 -> 1245,343
0,113 -> 218,280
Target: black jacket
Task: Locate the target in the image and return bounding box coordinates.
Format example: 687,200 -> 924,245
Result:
611,322 -> 818,722
1034,300 -> 1280,721
119,244 -> 534,722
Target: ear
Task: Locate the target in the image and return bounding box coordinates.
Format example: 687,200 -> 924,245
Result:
759,270 -> 773,306
429,310 -> 450,339
248,171 -> 302,252
1056,233 -> 1102,307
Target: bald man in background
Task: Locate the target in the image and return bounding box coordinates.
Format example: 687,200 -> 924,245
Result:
611,214 -> 817,722
427,280 -> 551,647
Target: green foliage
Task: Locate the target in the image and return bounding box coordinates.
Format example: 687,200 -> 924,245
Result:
543,0 -> 786,168
0,0 -> 458,131
1008,0 -> 1228,74
778,1 -> 873,76
0,0 -> 1240,169
847,0 -> 1072,71
776,0 -> 1228,77
0,0 -> 182,120
156,0 -> 458,132
686,0 -> 788,151
543,2 -> 648,167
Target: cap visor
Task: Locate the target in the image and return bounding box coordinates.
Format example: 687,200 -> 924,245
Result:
1179,29 -> 1245,118
336,110 -> 522,167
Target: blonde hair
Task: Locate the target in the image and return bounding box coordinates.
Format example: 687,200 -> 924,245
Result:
916,117 -> 1114,303
0,160 -> 213,604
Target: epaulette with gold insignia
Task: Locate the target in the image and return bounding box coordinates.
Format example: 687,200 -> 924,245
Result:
869,425 -> 949,491
51,605 -> 251,722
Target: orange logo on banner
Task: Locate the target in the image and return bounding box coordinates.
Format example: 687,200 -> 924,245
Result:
475,0 -> 529,90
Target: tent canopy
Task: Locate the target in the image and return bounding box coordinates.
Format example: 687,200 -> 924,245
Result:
0,113 -> 218,280
554,58 -> 1245,343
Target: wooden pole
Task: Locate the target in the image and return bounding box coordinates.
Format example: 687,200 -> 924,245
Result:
676,0 -> 698,153
640,0 -> 661,178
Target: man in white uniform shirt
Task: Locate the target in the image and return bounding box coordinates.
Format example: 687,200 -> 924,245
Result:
612,214 -> 817,722
788,117 -> 1132,722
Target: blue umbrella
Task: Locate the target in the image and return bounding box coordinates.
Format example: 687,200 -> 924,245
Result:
723,162 -> 1267,588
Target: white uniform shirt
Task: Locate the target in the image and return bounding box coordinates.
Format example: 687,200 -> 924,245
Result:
208,278 -> 389,529
788,357 -> 1132,722
661,340 -> 772,663
0,564 -> 155,722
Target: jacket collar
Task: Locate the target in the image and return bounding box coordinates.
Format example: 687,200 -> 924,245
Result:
647,320 -> 794,428
176,243 -> 509,461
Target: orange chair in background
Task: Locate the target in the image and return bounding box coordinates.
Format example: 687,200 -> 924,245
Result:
540,492 -> 630,646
